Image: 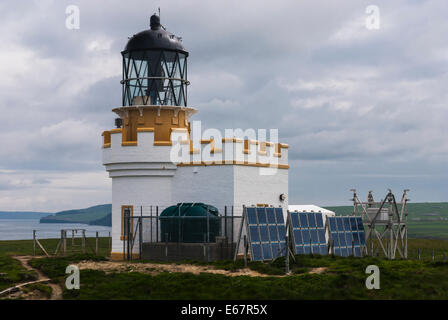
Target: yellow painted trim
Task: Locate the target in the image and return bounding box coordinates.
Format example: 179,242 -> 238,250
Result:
210,148 -> 222,154
103,143 -> 111,148
121,205 -> 133,241
189,140 -> 200,154
110,252 -> 140,261
137,127 -> 155,132
200,139 -> 213,144
222,138 -> 243,143
171,128 -> 188,132
280,143 -> 289,149
102,131 -> 111,146
122,141 -> 137,146
110,128 -> 122,133
274,152 -> 281,157
177,162 -> 289,169
154,141 -> 172,146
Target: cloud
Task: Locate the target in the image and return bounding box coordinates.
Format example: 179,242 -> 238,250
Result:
0,0 -> 446,210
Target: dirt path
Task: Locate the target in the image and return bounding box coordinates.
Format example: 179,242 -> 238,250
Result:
77,260 -> 328,278
11,256 -> 62,300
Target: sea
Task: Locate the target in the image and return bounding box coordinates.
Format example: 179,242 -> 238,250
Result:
0,219 -> 111,240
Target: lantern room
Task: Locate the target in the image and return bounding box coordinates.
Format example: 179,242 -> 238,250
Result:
121,14 -> 189,107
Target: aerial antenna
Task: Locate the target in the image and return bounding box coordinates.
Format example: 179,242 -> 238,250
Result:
158,7 -> 166,30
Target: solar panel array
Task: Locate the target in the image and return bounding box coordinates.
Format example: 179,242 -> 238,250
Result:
327,216 -> 366,257
246,207 -> 287,261
289,211 -> 328,255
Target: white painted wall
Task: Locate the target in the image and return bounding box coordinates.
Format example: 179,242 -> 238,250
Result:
110,176 -> 173,253
103,126 -> 290,255
233,166 -> 289,217
172,165 -> 234,210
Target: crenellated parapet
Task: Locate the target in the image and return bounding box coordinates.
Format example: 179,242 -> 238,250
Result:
102,126 -> 289,171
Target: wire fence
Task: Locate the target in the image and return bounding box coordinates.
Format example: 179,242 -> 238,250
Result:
32,229 -> 111,257
123,205 -> 244,261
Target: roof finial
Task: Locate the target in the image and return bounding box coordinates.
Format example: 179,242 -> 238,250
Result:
150,13 -> 161,30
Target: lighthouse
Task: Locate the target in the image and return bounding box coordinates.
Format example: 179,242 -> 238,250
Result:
102,15 -> 289,260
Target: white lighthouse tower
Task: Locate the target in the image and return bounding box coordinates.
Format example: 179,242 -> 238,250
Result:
102,15 -> 289,260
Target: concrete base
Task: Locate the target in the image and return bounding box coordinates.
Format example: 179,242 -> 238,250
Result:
141,242 -> 236,262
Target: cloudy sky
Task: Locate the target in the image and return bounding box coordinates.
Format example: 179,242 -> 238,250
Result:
0,0 -> 447,211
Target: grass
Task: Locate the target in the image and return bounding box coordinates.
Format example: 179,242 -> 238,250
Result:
22,283 -> 52,299
0,255 -> 37,291
27,253 -> 448,300
0,237 -> 111,256
0,237 -> 110,293
325,202 -> 448,240
2,235 -> 448,299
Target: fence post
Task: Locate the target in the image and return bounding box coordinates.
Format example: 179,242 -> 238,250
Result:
352,240 -> 354,257
285,235 -> 290,274
139,217 -> 143,260
418,248 -> 421,260
165,233 -> 168,257
178,206 -> 181,243
206,206 -> 210,262
150,205 -> 152,243
432,249 -> 435,261
63,230 -> 67,256
95,231 -> 99,255
231,206 -> 234,245
82,230 -> 86,254
224,206 -> 227,239
243,235 -> 247,268
33,230 -> 36,256
310,239 -> 313,255
156,206 -> 159,243
108,231 -> 111,253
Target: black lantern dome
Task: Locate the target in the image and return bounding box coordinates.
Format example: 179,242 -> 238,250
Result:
121,14 -> 189,106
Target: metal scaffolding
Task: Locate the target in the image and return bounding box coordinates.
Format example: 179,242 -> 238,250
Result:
351,189 -> 409,259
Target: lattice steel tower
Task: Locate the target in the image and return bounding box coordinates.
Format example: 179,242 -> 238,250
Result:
352,189 -> 409,259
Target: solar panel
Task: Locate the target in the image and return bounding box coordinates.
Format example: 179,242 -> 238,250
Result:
289,211 -> 328,255
328,216 -> 366,257
247,207 -> 257,225
245,206 -> 287,261
269,225 -> 278,241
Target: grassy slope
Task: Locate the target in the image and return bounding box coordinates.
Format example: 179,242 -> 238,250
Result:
28,254 -> 448,300
40,204 -> 111,225
2,238 -> 448,299
0,237 -> 111,293
0,255 -> 37,291
325,202 -> 448,239
0,237 -> 111,257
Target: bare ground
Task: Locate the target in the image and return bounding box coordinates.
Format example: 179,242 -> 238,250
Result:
5,256 -> 63,300
76,260 -> 328,277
